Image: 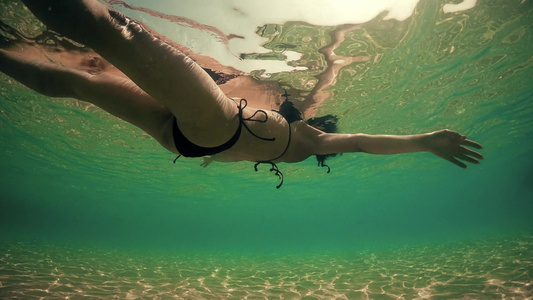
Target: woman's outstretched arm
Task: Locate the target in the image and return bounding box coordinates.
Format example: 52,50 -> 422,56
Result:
307,127 -> 483,168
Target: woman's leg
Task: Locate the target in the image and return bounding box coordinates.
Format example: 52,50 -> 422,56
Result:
0,49 -> 177,152
20,0 -> 237,139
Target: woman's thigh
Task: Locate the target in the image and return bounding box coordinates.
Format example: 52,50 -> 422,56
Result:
21,0 -> 234,126
75,72 -> 177,152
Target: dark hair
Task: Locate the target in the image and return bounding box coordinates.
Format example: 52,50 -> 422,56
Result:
306,115 -> 339,172
278,100 -> 304,123
277,100 -> 339,172
306,115 -> 339,133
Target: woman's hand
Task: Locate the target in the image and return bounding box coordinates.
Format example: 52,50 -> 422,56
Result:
424,129 -> 483,168
200,156 -> 214,168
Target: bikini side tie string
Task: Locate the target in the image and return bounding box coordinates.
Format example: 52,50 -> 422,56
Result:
254,162 -> 284,189
238,98 -> 276,142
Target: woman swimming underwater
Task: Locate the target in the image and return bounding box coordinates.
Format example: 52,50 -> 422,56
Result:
0,0 -> 483,188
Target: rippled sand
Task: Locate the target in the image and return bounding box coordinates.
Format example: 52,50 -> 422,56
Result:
1,236 -> 531,299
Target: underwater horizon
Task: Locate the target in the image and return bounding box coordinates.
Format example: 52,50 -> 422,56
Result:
1,0 -> 532,298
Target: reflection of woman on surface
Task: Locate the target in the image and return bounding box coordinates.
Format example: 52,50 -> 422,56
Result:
0,0 -> 483,188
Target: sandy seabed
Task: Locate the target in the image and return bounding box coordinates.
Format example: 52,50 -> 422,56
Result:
1,235 -> 531,299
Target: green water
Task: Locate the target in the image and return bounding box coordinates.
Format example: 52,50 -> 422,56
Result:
1,0 -> 532,298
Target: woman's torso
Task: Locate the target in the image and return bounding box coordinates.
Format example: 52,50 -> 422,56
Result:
165,99 -> 316,163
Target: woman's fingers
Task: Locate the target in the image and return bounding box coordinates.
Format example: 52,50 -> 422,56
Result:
438,132 -> 483,168
456,153 -> 480,165
462,138 -> 483,149
448,157 -> 468,169
446,148 -> 483,168
460,147 -> 484,160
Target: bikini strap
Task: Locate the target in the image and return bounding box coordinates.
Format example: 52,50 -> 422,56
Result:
253,117 -> 292,189
238,99 -> 275,142
254,162 -> 284,189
